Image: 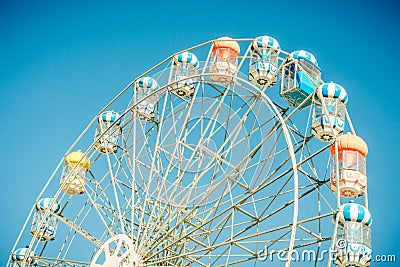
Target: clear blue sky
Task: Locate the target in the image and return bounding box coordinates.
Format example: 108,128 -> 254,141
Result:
1,0 -> 399,266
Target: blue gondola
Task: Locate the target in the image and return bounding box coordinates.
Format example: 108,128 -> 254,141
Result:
249,36 -> 280,87
312,82 -> 348,141
135,77 -> 159,120
30,197 -> 60,241
169,51 -> 199,98
280,50 -> 321,108
12,247 -> 36,266
334,202 -> 372,267
94,110 -> 122,153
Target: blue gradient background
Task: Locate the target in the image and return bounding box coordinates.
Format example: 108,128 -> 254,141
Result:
1,0 -> 399,265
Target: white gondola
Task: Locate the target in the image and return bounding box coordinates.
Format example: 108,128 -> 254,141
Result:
249,36 -> 280,87
30,197 -> 60,241
169,51 -> 199,98
210,37 -> 240,85
94,110 -> 122,154
280,50 -> 321,108
60,150 -> 90,195
135,77 -> 159,120
12,247 -> 36,266
312,82 -> 348,141
334,202 -> 372,267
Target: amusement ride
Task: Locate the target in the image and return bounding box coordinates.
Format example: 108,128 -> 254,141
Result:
9,36 -> 372,267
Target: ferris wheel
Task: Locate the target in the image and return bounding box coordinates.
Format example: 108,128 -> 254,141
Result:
9,36 -> 373,267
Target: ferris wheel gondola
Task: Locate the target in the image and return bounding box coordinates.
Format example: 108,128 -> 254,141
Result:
249,35 -> 281,87
312,82 -> 349,142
